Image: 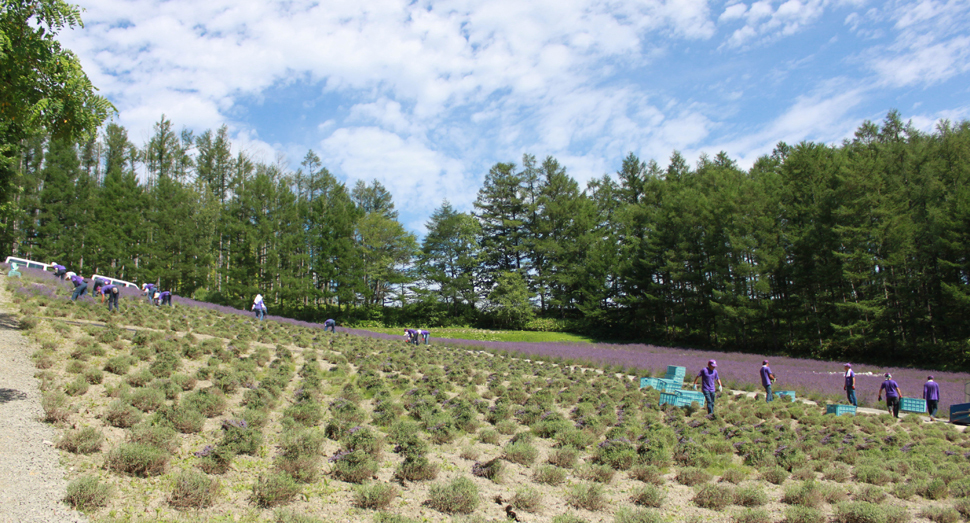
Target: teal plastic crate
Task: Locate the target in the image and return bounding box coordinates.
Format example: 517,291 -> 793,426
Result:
659,392 -> 704,408
677,390 -> 705,402
826,404 -> 857,416
665,365 -> 686,380
656,378 -> 683,392
899,397 -> 926,413
776,390 -> 796,402
640,377 -> 662,389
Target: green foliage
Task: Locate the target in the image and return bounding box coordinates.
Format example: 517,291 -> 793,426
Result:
833,501 -> 910,523
566,482 -> 606,511
425,476 -> 479,514
251,473 -> 301,508
63,475 -> 110,511
693,483 -> 735,510
352,482 -> 398,510
105,443 -> 168,477
168,470 -> 220,509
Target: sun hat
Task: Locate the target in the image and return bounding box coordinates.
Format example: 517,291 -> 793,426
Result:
843,363 -> 851,367
708,359 -> 717,367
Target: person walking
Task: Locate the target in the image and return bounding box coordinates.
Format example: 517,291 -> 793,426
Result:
159,290 -> 172,306
924,376 -> 940,421
760,360 -> 776,402
843,363 -> 857,406
101,283 -> 119,312
252,294 -> 266,321
692,359 -> 723,416
70,274 -> 88,301
878,373 -> 903,418
324,319 -> 336,333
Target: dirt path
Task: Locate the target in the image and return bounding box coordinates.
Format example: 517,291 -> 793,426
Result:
0,274 -> 86,523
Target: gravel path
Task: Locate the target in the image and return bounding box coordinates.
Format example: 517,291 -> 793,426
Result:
0,275 -> 87,523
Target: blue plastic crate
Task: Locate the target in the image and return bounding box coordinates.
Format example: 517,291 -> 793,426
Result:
665,365 -> 687,380
899,397 -> 926,413
826,404 -> 857,416
950,403 -> 970,425
656,378 -> 683,392
659,392 -> 704,408
640,377 -> 662,390
776,391 -> 796,402
677,390 -> 705,401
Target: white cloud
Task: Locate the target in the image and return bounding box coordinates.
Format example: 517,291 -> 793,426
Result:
718,0 -> 829,48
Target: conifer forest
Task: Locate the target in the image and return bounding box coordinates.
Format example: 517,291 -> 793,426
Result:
3,112 -> 969,369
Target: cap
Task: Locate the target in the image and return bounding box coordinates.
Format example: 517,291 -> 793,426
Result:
762,360 -> 769,365
708,359 -> 717,368
884,373 -> 891,378
928,375 -> 934,380
843,363 -> 851,368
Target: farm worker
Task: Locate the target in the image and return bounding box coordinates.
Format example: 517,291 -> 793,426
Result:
404,328 -> 418,345
7,262 -> 21,277
878,373 -> 903,419
51,262 -> 66,279
100,284 -> 119,312
420,329 -> 430,345
252,294 -> 266,321
65,271 -> 76,280
692,359 -> 723,416
324,319 -> 336,333
153,289 -> 161,305
843,363 -> 857,407
760,360 -> 776,403
924,376 -> 940,421
159,291 -> 172,306
70,274 -> 88,301
142,283 -> 156,302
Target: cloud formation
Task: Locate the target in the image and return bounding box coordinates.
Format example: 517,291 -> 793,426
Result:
61,0 -> 970,229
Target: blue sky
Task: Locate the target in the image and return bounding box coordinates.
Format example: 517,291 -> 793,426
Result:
63,0 -> 970,233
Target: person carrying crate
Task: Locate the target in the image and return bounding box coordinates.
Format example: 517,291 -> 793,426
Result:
878,373 -> 903,419
924,376 -> 940,421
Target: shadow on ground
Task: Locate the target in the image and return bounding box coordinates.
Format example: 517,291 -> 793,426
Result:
0,312 -> 20,330
0,388 -> 28,404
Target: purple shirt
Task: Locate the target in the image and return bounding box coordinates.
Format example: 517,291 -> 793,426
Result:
53,264 -> 65,271
70,275 -> 85,287
844,370 -> 855,389
880,379 -> 901,399
159,291 -> 171,299
760,366 -> 773,387
698,367 -> 719,392
100,284 -> 116,295
924,381 -> 940,401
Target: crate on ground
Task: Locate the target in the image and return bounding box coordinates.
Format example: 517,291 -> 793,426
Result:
640,377 -> 663,390
899,397 -> 926,413
656,378 -> 683,392
659,392 -> 704,408
776,390 -> 796,402
677,390 -> 705,402
950,403 -> 970,425
665,365 -> 686,381
826,404 -> 857,416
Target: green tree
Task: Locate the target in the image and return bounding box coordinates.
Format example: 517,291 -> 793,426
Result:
418,201 -> 481,314
486,271 -> 534,329
0,0 -> 113,235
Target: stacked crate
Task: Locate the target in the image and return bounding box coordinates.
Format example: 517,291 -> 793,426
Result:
659,391 -> 705,408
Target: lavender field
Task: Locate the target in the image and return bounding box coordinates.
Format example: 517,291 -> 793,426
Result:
13,264 -> 970,414
9,269 -> 970,523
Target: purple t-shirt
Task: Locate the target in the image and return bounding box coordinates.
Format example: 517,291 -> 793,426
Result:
880,379 -> 901,399
760,366 -> 773,387
100,284 -> 116,295
924,381 -> 940,401
160,291 -> 171,299
70,275 -> 85,287
844,370 -> 855,389
698,367 -> 719,392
